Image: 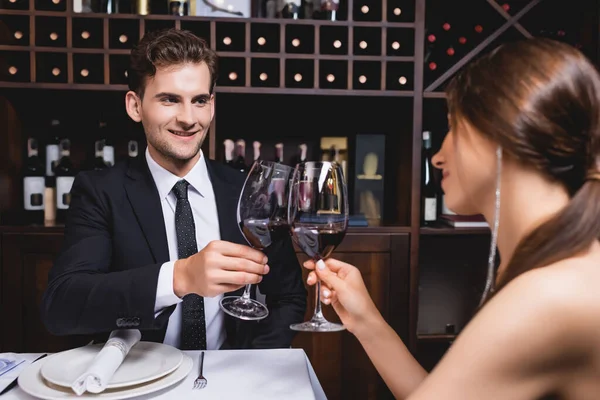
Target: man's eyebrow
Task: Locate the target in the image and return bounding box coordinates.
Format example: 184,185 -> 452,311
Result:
154,92 -> 181,99
153,93 -> 211,101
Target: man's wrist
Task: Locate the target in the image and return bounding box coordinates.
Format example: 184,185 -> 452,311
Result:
173,259 -> 189,298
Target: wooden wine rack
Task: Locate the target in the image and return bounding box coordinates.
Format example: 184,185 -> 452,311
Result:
0,0 -> 419,96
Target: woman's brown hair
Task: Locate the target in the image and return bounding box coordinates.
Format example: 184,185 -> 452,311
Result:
445,38 -> 600,299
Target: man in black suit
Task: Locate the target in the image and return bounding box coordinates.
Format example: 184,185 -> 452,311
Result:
41,28 -> 307,350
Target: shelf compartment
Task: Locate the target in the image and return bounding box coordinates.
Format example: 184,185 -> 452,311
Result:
250,23 -> 279,53
35,16 -> 67,47
385,61 -> 413,91
72,53 -> 104,84
284,58 -> 314,89
386,28 -> 414,57
319,25 -> 348,55
34,0 -> 66,12
35,51 -> 68,83
352,61 -> 380,90
216,56 -> 245,87
387,0 -> 415,23
250,57 -> 279,88
144,19 -> 175,34
109,54 -> 129,85
353,0 -> 382,22
72,17 -> 104,49
215,22 -> 245,52
179,20 -> 210,43
318,59 -> 347,90
285,24 -> 314,54
352,27 -> 381,56
109,19 -> 139,49
0,0 -> 29,10
0,50 -> 30,82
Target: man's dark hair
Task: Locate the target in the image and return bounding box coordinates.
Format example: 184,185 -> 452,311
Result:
128,28 -> 218,97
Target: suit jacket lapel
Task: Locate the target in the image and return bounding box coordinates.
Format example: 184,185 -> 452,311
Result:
124,156 -> 170,265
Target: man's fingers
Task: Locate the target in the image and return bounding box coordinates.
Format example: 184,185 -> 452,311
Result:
221,257 -> 270,275
216,270 -> 263,286
210,240 -> 268,265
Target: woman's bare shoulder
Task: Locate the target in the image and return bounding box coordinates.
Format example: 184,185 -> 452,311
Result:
407,257 -> 600,400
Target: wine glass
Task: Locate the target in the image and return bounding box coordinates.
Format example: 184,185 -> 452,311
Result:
220,160 -> 294,320
288,161 -> 349,332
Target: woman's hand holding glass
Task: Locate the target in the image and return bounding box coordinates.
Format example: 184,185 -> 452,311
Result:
302,258 -> 385,337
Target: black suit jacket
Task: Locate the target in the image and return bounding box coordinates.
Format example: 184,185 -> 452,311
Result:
41,155 -> 307,349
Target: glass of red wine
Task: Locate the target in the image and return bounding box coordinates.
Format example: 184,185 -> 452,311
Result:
220,160 -> 294,320
288,161 -> 348,332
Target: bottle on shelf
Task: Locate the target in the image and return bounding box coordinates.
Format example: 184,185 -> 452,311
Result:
127,139 -> 139,159
274,142 -> 284,164
291,143 -> 308,166
421,131 -> 438,226
232,139 -> 248,172
280,0 -> 300,19
23,138 -> 45,223
319,0 -> 339,21
45,119 -> 61,178
97,121 -> 115,167
55,138 -> 76,223
223,139 -> 235,167
253,141 -> 262,163
168,0 -> 188,15
92,140 -> 109,170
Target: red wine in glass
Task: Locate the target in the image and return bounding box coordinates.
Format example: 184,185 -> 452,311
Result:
288,161 -> 348,332
220,160 -> 293,320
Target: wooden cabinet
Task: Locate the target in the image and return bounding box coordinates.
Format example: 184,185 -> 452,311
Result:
0,230 -> 91,353
0,228 -> 409,400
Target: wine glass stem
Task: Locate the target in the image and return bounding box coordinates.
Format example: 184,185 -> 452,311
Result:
313,280 -> 325,321
241,284 -> 252,301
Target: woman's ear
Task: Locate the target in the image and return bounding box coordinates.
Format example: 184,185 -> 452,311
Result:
125,91 -> 142,122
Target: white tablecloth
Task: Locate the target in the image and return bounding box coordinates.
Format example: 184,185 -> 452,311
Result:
1,348 -> 327,400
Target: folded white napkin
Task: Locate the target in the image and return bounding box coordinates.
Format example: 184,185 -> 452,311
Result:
71,329 -> 141,396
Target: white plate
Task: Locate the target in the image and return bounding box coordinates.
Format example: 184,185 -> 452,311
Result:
18,352 -> 193,400
40,342 -> 183,389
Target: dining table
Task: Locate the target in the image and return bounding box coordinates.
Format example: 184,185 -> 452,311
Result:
1,348 -> 327,400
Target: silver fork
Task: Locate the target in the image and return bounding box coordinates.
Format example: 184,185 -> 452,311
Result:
193,352 -> 207,389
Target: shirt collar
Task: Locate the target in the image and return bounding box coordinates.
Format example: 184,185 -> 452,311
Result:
145,147 -> 208,200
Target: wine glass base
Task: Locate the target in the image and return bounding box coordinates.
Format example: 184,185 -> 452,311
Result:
220,296 -> 269,321
289,319 -> 346,332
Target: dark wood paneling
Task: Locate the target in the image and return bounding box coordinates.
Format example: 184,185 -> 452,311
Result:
0,232 -> 91,352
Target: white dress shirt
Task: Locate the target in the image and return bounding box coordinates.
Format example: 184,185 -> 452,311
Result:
147,148 -> 226,350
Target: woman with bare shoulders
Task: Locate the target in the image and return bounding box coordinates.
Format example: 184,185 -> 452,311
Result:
303,38 -> 600,399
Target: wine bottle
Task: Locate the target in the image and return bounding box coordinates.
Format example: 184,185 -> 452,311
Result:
232,139 -> 248,172
45,119 -> 61,178
280,0 -> 300,19
98,121 -> 115,167
223,139 -> 235,167
168,0 -> 188,15
253,141 -> 262,162
292,143 -> 308,165
92,140 -> 109,170
23,138 -> 45,223
274,142 -> 284,163
421,131 -> 437,225
55,138 -> 76,223
127,139 -> 139,159
299,143 -> 307,162
319,0 -> 339,21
